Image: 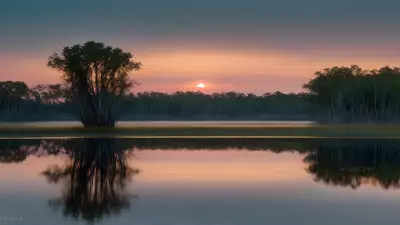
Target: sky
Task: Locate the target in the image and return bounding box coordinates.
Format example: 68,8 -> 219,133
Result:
1,0 -> 400,94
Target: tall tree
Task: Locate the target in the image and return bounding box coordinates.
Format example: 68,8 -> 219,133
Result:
47,41 -> 141,127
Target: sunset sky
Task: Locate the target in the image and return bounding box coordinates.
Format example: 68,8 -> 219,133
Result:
1,0 -> 400,94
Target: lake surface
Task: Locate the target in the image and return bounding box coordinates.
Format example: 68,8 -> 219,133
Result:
1,138 -> 400,225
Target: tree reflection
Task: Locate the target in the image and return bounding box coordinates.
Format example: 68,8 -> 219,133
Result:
42,138 -> 139,222
2,137 -> 400,197
0,139 -> 41,163
304,139 -> 400,189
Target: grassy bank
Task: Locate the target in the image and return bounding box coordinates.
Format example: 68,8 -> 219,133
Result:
1,124 -> 400,138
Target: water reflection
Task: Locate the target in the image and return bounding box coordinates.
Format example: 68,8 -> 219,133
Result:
2,138 -> 400,223
2,138 -> 400,190
305,139 -> 400,189
133,138 -> 400,190
0,139 -> 41,163
41,139 -> 139,222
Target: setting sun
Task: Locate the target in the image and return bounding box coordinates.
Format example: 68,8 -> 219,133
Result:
197,83 -> 206,88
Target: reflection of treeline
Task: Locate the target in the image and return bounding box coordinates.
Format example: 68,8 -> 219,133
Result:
126,138 -> 312,153
4,138 -> 400,190
0,138 -> 313,162
305,139 -> 400,189
304,65 -> 400,123
0,139 -> 41,163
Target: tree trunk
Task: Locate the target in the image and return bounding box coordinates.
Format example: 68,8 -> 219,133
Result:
73,93 -> 119,128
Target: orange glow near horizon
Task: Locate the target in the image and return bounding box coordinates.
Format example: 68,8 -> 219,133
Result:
0,149 -> 398,195
0,150 -> 308,194
2,45 -> 400,94
132,150 -> 308,185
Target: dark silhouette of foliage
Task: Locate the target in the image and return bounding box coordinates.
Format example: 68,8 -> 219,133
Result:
0,81 -> 33,114
47,41 -> 141,127
125,138 -> 312,153
36,138 -> 400,191
6,64 -> 400,123
304,139 -> 400,189
0,89 -> 313,121
0,86 -> 9,113
31,84 -> 69,104
304,65 -> 400,123
0,138 -> 400,193
42,138 -> 139,222
121,91 -> 311,120
0,139 -> 41,163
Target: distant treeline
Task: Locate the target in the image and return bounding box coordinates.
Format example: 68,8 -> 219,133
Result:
3,65 -> 400,122
121,91 -> 311,120
0,84 -> 312,121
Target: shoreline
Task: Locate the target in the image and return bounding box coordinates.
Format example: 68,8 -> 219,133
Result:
1,124 -> 400,138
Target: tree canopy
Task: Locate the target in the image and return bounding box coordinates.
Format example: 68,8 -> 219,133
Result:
304,65 -> 400,123
47,41 -> 141,127
31,84 -> 68,104
0,81 -> 32,113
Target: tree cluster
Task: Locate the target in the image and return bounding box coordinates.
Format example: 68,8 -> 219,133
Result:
4,41 -> 400,125
304,65 -> 400,123
47,41 -> 141,127
0,84 -> 312,121
122,91 -> 311,120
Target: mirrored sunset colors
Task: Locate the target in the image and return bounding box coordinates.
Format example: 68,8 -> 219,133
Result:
1,146 -> 400,225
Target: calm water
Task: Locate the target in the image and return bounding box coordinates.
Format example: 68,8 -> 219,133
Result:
0,138 -> 400,225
